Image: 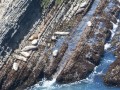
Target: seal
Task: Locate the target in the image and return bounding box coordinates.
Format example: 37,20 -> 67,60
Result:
22,45 -> 38,51
20,51 -> 31,58
31,39 -> 38,45
29,34 -> 38,41
12,62 -> 19,71
54,32 -> 69,35
14,54 -> 27,62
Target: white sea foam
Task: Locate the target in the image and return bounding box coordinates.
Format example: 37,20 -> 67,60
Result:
105,60 -> 114,63
104,43 -> 111,50
110,19 -> 119,39
42,78 -> 56,88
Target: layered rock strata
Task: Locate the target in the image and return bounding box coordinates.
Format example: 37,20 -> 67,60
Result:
0,0 -> 120,90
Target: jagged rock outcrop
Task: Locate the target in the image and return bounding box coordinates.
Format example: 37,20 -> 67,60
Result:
0,0 -> 120,89
0,0 -> 95,89
104,57 -> 120,86
104,0 -> 120,86
56,0 -> 120,84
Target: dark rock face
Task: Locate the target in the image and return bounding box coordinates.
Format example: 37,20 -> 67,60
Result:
0,0 -> 43,63
103,0 -> 120,87
44,43 -> 68,79
104,58 -> 120,86
56,59 -> 95,84
103,17 -> 120,87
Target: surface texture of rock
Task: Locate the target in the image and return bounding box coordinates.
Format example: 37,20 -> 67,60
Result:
0,0 -> 120,90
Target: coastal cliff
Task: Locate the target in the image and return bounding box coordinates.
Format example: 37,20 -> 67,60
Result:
0,0 -> 120,90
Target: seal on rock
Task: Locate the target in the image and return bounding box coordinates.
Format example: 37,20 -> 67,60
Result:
87,21 -> 92,26
52,49 -> 58,57
14,54 -> 27,62
12,62 -> 19,71
31,39 -> 38,45
54,32 -> 69,35
22,46 -> 38,51
29,34 -> 38,41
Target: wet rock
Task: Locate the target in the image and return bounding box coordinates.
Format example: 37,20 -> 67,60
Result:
56,60 -> 95,84
103,0 -> 120,86
0,0 -> 118,89
56,38 -> 104,83
44,43 -> 68,79
55,0 -> 117,84
104,22 -> 120,86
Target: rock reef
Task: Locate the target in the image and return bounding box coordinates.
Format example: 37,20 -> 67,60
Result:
0,0 -> 120,90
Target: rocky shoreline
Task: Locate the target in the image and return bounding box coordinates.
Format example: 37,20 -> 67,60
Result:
104,9 -> 120,87
0,0 -> 120,90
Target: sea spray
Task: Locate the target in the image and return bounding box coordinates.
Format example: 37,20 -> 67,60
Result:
110,19 -> 119,39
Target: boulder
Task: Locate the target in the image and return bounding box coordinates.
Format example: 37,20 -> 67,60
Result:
87,21 -> 92,27
29,34 -> 38,41
14,54 -> 27,62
